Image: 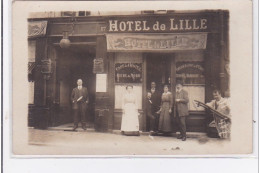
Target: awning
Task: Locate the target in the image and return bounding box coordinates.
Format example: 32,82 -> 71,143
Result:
106,33 -> 207,52
28,21 -> 48,38
28,62 -> 36,74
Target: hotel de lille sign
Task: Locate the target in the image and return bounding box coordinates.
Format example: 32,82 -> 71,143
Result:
106,17 -> 208,52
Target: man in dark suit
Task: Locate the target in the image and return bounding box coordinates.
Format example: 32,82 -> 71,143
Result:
146,92 -> 156,135
175,83 -> 189,141
150,82 -> 161,133
71,79 -> 89,131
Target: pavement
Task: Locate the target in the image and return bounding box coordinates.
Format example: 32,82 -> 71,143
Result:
47,123 -> 208,138
25,126 -> 230,156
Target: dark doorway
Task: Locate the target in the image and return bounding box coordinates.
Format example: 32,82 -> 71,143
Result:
146,53 -> 173,131
146,54 -> 172,92
57,48 -> 96,126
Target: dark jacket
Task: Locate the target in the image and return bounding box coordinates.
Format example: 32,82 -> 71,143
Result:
150,90 -> 161,111
175,89 -> 189,117
71,87 -> 89,109
146,98 -> 154,119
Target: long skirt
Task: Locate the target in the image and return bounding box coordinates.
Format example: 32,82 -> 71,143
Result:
159,102 -> 172,133
121,103 -> 139,134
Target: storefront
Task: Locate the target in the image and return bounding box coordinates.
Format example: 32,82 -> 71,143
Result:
28,10 -> 229,132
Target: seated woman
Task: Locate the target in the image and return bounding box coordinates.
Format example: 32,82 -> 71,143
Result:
158,85 -> 173,136
121,85 -> 140,136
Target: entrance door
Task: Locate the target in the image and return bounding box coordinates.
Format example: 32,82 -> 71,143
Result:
146,54 -> 172,92
58,49 -> 96,126
146,53 -> 174,131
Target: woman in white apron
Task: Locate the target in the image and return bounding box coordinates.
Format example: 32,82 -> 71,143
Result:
121,85 -> 140,136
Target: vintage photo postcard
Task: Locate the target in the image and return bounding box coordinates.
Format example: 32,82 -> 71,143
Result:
11,1 -> 254,156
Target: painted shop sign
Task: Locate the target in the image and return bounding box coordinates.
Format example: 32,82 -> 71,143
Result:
107,33 -> 207,51
28,21 -> 48,38
115,63 -> 142,83
107,16 -> 209,33
93,58 -> 104,73
176,62 -> 205,85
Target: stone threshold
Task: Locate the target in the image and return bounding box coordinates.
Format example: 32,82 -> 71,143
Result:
44,126 -> 207,138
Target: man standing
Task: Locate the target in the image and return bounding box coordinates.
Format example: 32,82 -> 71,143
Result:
71,79 -> 89,131
175,83 -> 189,141
150,82 -> 161,133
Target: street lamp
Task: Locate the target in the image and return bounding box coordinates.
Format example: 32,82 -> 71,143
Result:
59,31 -> 71,48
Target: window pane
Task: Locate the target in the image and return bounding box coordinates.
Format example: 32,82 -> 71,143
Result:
114,52 -> 143,109
115,63 -> 142,83
176,61 -> 205,85
115,84 -> 142,109
183,86 -> 205,111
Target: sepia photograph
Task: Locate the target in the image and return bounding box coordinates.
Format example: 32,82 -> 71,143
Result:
11,1 -> 253,156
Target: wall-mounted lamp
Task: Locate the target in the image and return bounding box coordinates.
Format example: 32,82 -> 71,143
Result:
59,31 -> 71,48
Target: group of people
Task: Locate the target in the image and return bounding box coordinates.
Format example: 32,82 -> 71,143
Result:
70,79 -> 231,139
121,82 -> 189,141
120,81 -> 231,140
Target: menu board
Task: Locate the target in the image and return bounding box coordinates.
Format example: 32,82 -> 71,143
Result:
115,63 -> 142,83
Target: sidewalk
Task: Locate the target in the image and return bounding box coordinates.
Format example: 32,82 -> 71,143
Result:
47,123 -> 208,138
25,127 -> 229,155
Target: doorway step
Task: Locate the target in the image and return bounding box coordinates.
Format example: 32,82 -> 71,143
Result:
111,130 -> 207,138
48,123 -> 95,132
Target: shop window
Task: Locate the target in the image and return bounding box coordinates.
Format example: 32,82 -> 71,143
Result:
115,63 -> 142,83
176,61 -> 205,85
182,86 -> 205,111
114,85 -> 142,110
114,53 -> 143,110
176,52 -> 205,111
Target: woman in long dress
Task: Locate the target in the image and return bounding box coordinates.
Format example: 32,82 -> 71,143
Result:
121,85 -> 140,136
158,85 -> 173,135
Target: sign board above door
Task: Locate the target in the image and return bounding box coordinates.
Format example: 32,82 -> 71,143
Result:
106,33 -> 207,52
106,14 -> 215,33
